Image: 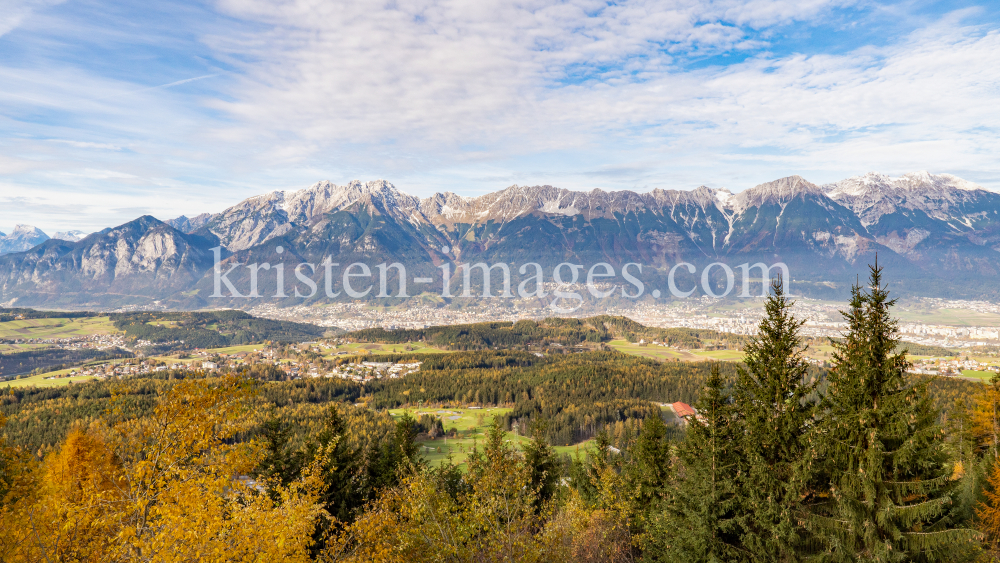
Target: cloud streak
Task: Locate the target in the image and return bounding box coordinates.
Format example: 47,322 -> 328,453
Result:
0,0 -> 998,235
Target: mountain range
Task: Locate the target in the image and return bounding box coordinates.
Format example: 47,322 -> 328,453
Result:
0,227 -> 87,256
2,171 -> 999,308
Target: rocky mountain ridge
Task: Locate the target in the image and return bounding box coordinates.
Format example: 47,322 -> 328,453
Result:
1,171 -> 998,308
0,225 -> 49,256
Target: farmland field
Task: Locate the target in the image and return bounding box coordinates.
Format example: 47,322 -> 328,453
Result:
894,307 -> 1000,327
1,370 -> 98,388
388,407 -> 596,467
608,339 -> 743,362
200,344 -> 266,355
0,317 -> 117,339
325,341 -> 450,359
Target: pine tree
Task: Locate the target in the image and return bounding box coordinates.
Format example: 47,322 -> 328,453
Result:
632,414 -> 672,511
649,363 -> 745,562
523,420 -> 560,509
804,262 -> 978,562
733,276 -> 816,560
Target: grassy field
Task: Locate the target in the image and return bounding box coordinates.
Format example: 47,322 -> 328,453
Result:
2,370 -> 98,388
608,339 -> 743,362
201,344 -> 266,355
0,343 -> 57,353
325,342 -> 450,359
387,407 -> 593,467
895,308 -> 1000,327
0,317 -> 117,339
962,370 -> 995,382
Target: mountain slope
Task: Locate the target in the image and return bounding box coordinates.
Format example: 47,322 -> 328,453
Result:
0,225 -> 49,256
3,172 -> 999,307
0,216 -> 220,307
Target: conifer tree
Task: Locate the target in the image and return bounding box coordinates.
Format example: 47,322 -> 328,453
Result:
804,262 -> 978,562
649,363 -> 744,562
733,276 -> 816,559
632,414 -> 672,510
523,420 -> 560,509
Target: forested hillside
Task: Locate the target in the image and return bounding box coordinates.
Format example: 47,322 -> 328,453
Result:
349,315 -> 747,351
4,267 -> 1000,561
111,309 -> 326,348
0,348 -> 131,378
0,308 -> 96,322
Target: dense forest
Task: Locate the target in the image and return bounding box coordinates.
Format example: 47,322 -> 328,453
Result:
4,267 -> 1000,561
0,348 -> 132,378
0,308 -> 97,322
111,309 -> 327,349
348,315 -> 748,350
366,351 -> 740,445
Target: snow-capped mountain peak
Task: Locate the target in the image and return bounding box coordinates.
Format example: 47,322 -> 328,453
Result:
0,225 -> 49,256
51,230 -> 88,242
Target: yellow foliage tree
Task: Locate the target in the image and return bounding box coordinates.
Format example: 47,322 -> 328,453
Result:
972,375 -> 1000,459
0,413 -> 40,561
978,455 -> 1000,560
6,376 -> 327,563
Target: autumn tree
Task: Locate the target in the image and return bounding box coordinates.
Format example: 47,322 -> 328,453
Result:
9,376 -> 326,563
0,413 -> 38,561
972,374 -> 1000,459
328,417 -> 551,563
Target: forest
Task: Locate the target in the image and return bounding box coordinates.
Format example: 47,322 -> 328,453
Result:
348,315 -> 747,350
110,310 -> 327,349
0,308 -> 96,322
0,348 -> 131,378
3,266 -> 1000,561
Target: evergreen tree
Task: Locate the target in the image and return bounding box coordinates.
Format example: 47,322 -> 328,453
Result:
523,420 -> 560,509
804,262 -> 978,562
632,414 -> 672,511
733,277 -> 816,560
256,414 -> 306,494
649,363 -> 744,562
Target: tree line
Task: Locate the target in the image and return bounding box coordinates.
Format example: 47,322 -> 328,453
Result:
110,310 -> 326,349
348,315 -> 745,351
4,266 -> 1000,560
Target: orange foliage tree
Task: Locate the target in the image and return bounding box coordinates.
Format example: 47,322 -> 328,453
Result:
3,376 -> 327,563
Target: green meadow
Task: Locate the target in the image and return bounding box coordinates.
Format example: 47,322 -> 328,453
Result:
0,317 -> 117,339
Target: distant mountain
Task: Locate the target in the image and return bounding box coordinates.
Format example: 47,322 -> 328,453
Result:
1,172 -> 998,308
0,216 -> 219,308
0,225 -> 49,256
165,213 -> 212,234
51,230 -> 88,242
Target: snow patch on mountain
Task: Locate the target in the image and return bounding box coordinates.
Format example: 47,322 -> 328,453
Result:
0,225 -> 49,255
51,230 -> 88,242
823,171 -> 999,227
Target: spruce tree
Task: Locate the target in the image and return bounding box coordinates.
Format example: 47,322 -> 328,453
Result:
804,262 -> 978,562
523,420 -> 560,509
633,414 -> 672,510
734,276 -> 816,560
650,363 -> 745,562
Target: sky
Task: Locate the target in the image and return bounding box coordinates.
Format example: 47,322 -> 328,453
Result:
1,0 -> 999,235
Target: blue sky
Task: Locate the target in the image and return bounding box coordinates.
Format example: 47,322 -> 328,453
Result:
1,0 -> 999,234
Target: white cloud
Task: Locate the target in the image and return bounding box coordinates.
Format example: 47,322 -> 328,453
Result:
194,3 -> 1000,192
206,0 -> 852,150
2,0 -> 1000,234
0,0 -> 64,37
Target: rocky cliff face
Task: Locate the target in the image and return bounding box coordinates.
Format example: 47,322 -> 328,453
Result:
2,172 -> 998,307
0,225 -> 50,255
0,216 -> 218,307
